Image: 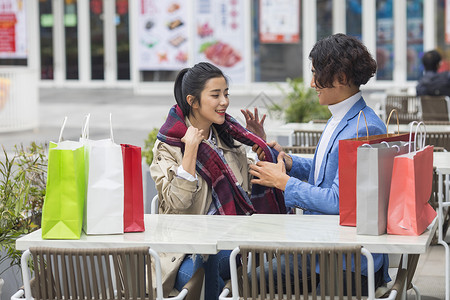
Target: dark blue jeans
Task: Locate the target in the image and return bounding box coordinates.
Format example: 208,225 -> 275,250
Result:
174,250 -> 231,300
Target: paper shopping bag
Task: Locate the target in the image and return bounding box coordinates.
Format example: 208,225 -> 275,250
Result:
356,141 -> 409,235
80,114 -> 124,235
121,144 -> 145,232
339,110 -> 411,226
387,144 -> 436,235
41,118 -> 85,239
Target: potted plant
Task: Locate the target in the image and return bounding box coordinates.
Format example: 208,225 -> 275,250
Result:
0,143 -> 47,299
141,128 -> 159,213
270,77 -> 331,123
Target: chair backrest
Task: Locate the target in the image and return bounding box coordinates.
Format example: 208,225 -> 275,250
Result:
385,95 -> 421,124
226,245 -> 377,300
22,247 -> 161,300
420,95 -> 450,122
151,195 -> 159,214
291,130 -> 322,147
283,146 -> 316,154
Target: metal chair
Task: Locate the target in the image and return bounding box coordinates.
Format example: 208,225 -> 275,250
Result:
291,130 -> 322,147
385,95 -> 421,124
11,247 -> 204,300
151,195 -> 159,214
420,95 -> 450,122
219,245 -> 399,300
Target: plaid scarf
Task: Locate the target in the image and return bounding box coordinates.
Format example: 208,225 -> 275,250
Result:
157,104 -> 286,215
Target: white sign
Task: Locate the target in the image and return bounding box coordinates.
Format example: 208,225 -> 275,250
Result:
193,0 -> 246,83
137,0 -> 188,70
259,0 -> 300,43
0,0 -> 27,59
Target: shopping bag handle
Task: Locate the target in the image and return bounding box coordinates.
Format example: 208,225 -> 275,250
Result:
82,114 -> 90,139
408,121 -> 427,153
109,113 -> 115,143
385,109 -> 400,135
58,116 -> 68,143
356,110 -> 369,139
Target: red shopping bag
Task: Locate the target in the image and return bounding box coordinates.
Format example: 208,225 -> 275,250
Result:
338,110 -> 410,226
387,145 -> 436,235
121,144 -> 145,232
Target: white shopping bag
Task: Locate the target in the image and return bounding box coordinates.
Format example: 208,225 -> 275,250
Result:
80,114 -> 124,235
356,141 -> 409,235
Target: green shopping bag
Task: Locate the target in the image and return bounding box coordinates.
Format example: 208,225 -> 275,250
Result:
41,118 -> 86,239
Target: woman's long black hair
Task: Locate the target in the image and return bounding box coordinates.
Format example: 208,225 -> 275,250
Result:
173,62 -> 236,148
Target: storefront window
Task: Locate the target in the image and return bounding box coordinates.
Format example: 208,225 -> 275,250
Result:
406,0 -> 423,80
317,0 -> 332,40
65,0 -> 78,80
39,0 -> 53,79
252,0 -> 303,82
346,0 -> 362,39
436,0 -> 450,71
90,0 -> 104,80
116,0 -> 130,80
376,0 -> 393,80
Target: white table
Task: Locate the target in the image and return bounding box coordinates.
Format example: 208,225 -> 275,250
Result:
16,214 -> 436,256
434,152 -> 450,300
217,214 -> 437,254
15,214 -> 249,254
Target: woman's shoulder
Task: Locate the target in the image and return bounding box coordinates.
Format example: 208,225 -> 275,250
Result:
153,140 -> 183,161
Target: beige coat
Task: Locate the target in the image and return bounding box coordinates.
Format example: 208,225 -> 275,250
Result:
149,125 -> 253,296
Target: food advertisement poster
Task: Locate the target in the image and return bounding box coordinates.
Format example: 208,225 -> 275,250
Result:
193,0 -> 246,83
259,0 -> 300,43
0,0 -> 27,58
137,1 -> 188,70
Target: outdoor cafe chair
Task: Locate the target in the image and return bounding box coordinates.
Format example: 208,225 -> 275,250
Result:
11,246 -> 204,300
420,95 -> 450,123
151,194 -> 159,214
219,245 -> 403,300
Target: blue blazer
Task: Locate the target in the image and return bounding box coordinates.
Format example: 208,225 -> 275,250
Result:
285,97 -> 386,214
284,97 -> 390,281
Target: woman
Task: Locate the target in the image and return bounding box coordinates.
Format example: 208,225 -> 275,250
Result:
150,62 -> 285,299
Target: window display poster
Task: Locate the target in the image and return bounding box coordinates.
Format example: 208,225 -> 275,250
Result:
137,0 -> 188,70
259,0 -> 300,43
0,0 -> 27,58
193,0 -> 246,83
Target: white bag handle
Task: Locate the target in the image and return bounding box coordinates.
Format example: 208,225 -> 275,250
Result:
407,121 -> 427,153
109,113 -> 115,143
58,116 -> 68,143
82,114 -> 90,139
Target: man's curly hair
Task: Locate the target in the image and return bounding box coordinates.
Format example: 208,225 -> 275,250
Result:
309,33 -> 377,89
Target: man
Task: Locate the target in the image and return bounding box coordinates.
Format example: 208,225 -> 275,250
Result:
250,33 -> 389,295
416,50 -> 450,96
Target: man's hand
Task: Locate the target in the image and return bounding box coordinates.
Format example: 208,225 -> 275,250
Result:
249,151 -> 290,190
241,107 -> 266,140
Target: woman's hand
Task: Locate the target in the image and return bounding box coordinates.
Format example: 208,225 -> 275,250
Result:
252,141 -> 293,171
181,126 -> 204,147
181,126 -> 204,176
241,107 -> 266,140
249,151 -> 290,190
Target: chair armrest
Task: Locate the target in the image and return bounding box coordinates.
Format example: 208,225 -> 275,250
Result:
181,267 -> 205,300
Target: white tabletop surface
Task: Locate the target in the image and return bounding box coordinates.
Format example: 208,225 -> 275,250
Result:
434,152 -> 450,173
15,214 -> 249,254
267,122 -> 450,134
16,214 -> 437,255
217,214 -> 437,254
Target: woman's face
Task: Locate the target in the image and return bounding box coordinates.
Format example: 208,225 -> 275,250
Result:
190,76 -> 229,127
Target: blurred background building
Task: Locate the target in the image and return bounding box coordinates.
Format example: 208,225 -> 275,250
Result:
0,0 -> 448,96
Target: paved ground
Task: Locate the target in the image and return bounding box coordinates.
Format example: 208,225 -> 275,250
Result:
0,87 -> 448,299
